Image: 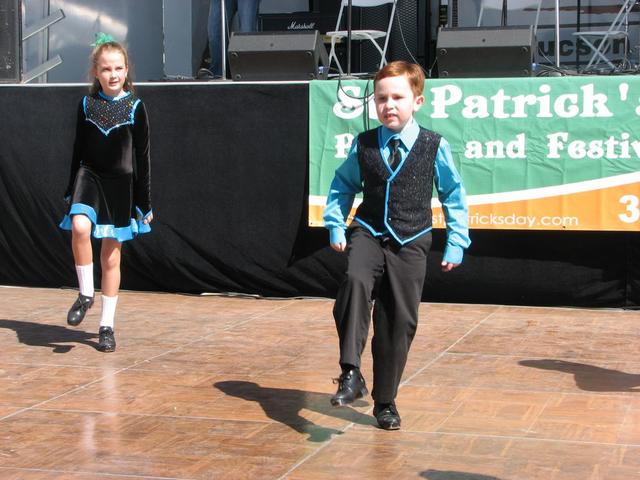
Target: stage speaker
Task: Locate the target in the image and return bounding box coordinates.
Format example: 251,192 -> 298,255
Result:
388,0 -> 428,67
0,0 -> 21,83
228,30 -> 329,81
436,26 -> 534,78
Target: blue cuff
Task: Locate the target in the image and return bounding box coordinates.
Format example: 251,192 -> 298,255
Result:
329,228 -> 346,246
136,207 -> 153,220
443,244 -> 464,264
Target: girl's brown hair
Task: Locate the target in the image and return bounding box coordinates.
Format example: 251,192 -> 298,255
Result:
89,41 -> 134,95
374,61 -> 425,98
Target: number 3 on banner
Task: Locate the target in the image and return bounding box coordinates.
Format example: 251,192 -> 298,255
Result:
619,195 -> 640,223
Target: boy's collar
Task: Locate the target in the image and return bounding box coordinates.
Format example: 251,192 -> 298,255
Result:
379,118 -> 419,148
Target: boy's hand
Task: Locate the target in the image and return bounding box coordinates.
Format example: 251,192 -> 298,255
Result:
331,242 -> 347,252
441,261 -> 459,272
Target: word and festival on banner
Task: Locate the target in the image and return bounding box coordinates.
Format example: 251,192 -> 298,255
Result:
308,77 -> 640,231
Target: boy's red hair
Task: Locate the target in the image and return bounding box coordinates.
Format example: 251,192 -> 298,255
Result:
374,61 -> 425,97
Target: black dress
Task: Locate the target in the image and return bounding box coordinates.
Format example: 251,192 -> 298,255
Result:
59,90 -> 152,242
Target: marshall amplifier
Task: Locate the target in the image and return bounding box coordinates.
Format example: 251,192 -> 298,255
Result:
228,30 -> 329,81
258,12 -> 336,36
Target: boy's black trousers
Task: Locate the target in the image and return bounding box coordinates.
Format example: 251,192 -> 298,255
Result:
333,224 -> 432,404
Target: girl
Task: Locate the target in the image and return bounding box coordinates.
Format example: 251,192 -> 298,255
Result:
60,33 -> 153,352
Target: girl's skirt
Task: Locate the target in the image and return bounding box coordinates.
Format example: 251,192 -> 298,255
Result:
59,166 -> 150,242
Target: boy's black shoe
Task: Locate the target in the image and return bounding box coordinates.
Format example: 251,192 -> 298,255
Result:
67,294 -> 94,326
373,402 -> 401,430
331,367 -> 368,406
97,327 -> 116,352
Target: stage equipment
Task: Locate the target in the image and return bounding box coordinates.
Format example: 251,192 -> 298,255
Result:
476,0 -> 508,27
438,0 -> 448,26
228,30 -> 329,81
220,0 -> 227,80
436,25 -> 533,78
327,0 -> 397,75
258,11 -> 336,34
388,0 -> 424,64
572,0 -> 636,71
0,0 -> 21,83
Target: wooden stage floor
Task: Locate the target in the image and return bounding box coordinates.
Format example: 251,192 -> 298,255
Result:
1,286 -> 639,479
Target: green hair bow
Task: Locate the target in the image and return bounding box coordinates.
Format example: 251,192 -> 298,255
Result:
91,32 -> 115,47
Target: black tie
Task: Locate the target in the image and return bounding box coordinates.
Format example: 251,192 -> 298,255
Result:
388,138 -> 401,169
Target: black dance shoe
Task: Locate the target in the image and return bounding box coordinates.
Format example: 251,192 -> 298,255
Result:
373,402 -> 401,430
330,367 -> 368,406
67,294 -> 94,326
97,327 -> 116,352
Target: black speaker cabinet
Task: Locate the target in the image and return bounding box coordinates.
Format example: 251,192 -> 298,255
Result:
0,0 -> 21,83
228,30 -> 329,81
436,26 -> 534,78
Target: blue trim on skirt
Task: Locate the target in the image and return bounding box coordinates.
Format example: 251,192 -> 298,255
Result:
59,203 -> 151,242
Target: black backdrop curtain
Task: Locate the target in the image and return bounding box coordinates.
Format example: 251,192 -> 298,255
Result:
0,83 -> 638,307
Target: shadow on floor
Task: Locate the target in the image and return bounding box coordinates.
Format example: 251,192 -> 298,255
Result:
421,470 -> 502,480
214,380 -> 373,442
519,359 -> 640,392
0,319 -> 98,353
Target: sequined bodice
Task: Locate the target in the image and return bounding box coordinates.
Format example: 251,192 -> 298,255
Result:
84,94 -> 140,136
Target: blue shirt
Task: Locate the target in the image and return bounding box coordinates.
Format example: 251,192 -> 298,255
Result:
323,119 -> 470,264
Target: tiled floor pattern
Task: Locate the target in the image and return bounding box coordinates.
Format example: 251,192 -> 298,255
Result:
1,287 -> 639,479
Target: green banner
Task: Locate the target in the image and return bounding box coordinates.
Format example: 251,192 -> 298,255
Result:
309,77 -> 640,231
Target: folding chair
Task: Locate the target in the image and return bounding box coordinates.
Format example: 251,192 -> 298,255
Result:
477,0 -> 504,26
326,0 -> 398,75
572,0 -> 636,71
476,0 -> 544,27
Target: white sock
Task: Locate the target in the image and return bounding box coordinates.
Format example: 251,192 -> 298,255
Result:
75,264 -> 94,298
99,295 -> 118,329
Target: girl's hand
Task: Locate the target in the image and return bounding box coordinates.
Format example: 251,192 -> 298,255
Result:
331,242 -> 347,252
441,261 -> 460,272
142,213 -> 153,225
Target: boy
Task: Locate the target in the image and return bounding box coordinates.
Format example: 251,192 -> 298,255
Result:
323,61 -> 470,430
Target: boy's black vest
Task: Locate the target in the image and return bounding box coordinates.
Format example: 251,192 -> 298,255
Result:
354,127 -> 441,241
